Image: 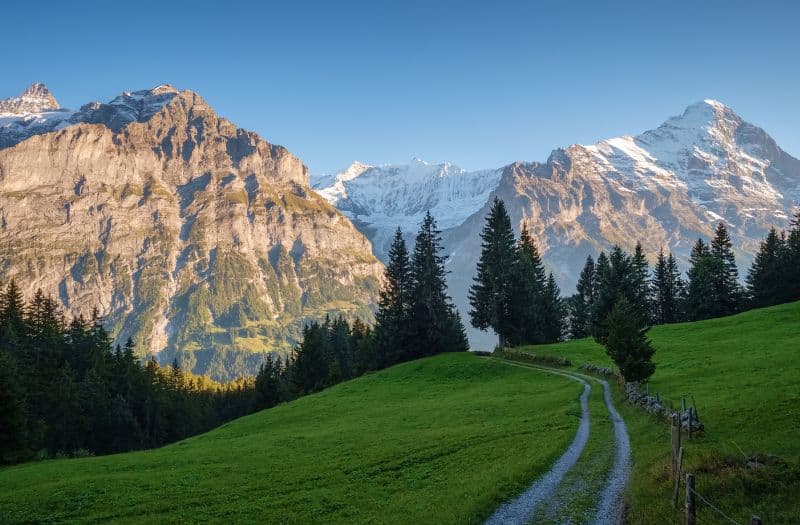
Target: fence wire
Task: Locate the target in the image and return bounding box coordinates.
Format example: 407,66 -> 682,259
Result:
687,485 -> 743,525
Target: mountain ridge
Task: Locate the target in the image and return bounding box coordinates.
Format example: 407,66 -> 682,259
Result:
0,82 -> 383,379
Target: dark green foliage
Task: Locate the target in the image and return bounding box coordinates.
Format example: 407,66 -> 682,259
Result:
685,252 -> 725,321
710,222 -> 742,315
651,249 -> 685,324
513,225 -> 562,345
591,245 -> 649,344
746,228 -> 789,308
631,241 -> 651,319
409,212 -> 469,356
373,228 -> 413,367
469,198 -> 518,346
0,283 -> 259,464
603,297 -> 656,383
568,256 -> 596,339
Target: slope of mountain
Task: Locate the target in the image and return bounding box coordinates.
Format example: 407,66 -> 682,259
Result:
0,83 -> 383,379
312,158 -> 502,259
315,100 -> 800,348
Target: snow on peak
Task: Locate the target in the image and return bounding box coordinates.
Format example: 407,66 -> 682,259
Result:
0,82 -> 61,114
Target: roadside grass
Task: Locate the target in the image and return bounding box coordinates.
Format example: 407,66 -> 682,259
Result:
516,301 -> 800,524
0,353 -> 582,525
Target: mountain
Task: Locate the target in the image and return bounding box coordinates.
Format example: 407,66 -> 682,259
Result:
0,83 -> 383,380
312,158 -> 502,259
314,100 -> 800,348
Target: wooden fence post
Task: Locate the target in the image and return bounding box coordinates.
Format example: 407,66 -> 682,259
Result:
750,516 -> 762,525
672,446 -> 683,508
685,473 -> 696,525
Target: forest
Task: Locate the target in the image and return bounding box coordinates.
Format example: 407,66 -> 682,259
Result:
2,201 -> 798,465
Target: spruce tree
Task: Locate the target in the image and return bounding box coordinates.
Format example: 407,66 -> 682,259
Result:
631,241 -> 651,318
512,224 -> 549,345
710,222 -> 741,315
569,256 -> 596,339
0,347 -> 28,464
685,252 -> 724,321
603,297 -> 656,383
411,212 -> 468,356
651,249 -> 684,324
591,246 -> 646,343
469,198 -> 518,347
785,208 -> 800,302
746,227 -> 789,308
373,228 -> 413,366
540,273 -> 565,343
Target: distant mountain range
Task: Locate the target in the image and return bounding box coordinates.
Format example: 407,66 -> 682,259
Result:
313,100 -> 800,348
0,83 -> 383,380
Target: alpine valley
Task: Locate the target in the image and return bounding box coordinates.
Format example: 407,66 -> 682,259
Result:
314,100 -> 800,348
0,83 -> 382,380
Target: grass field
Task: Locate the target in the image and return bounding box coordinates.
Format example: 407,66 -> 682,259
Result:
516,301 -> 800,524
0,353 -> 583,524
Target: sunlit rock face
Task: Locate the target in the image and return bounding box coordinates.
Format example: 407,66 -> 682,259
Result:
0,83 -> 383,379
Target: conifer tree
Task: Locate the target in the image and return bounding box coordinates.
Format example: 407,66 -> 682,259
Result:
0,347 -> 28,464
710,222 -> 741,315
469,198 -> 518,347
512,224 -> 549,345
411,212 -> 468,356
631,241 -> 651,318
651,249 -> 684,324
569,256 -> 596,339
373,228 -> 413,366
591,246 -> 646,343
539,273 -> 565,343
603,297 -> 655,383
685,251 -> 724,321
746,227 -> 789,308
785,208 -> 800,302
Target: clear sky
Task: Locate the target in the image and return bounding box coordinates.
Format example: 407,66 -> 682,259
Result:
2,1 -> 799,174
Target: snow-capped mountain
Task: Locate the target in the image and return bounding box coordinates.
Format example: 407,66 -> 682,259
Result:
0,83 -> 182,148
315,99 -> 800,348
0,82 -> 382,379
312,158 -> 502,259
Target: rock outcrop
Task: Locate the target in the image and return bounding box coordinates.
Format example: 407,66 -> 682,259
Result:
0,83 -> 383,380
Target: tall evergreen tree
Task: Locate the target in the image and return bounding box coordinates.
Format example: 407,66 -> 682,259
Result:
411,212 -> 468,356
631,241 -> 651,319
651,248 -> 684,324
591,246 -> 646,343
785,208 -> 800,302
746,227 -> 789,308
539,273 -> 565,343
512,224 -> 549,345
0,347 -> 28,464
710,222 -> 741,315
469,198 -> 518,347
373,228 -> 413,367
569,256 -> 596,339
603,297 -> 656,383
685,251 -> 724,321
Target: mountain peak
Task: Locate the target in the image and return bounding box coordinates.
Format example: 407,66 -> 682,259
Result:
0,82 -> 61,114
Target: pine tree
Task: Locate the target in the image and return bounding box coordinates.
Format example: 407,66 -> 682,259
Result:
746,227 -> 789,308
651,249 -> 684,324
603,297 -> 656,383
512,224 -> 549,345
411,212 -> 468,356
631,241 -> 651,319
469,198 -> 518,347
785,208 -> 800,302
591,246 -> 646,343
373,228 -> 413,366
685,252 -> 724,321
540,273 -> 565,343
0,347 -> 28,463
569,256 -> 596,339
710,222 -> 741,315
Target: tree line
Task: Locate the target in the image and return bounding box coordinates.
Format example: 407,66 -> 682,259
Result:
469,199 -> 800,383
0,284 -> 258,464
1,211 -> 467,464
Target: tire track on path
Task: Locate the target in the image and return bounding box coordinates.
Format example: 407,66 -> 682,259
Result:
484,360 -> 631,525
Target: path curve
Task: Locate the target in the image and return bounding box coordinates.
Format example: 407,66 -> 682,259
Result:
484,360 -> 631,525
485,364 -> 592,525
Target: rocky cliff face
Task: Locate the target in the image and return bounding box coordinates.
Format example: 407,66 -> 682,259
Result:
0,83 -> 383,379
316,100 -> 800,349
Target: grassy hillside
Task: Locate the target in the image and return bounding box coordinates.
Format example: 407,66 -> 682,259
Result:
0,353 -> 582,524
516,301 -> 800,524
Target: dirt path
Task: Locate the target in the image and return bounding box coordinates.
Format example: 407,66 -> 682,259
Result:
484,360 -> 631,525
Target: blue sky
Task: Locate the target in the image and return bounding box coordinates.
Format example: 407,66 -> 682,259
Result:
3,1 -> 799,174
